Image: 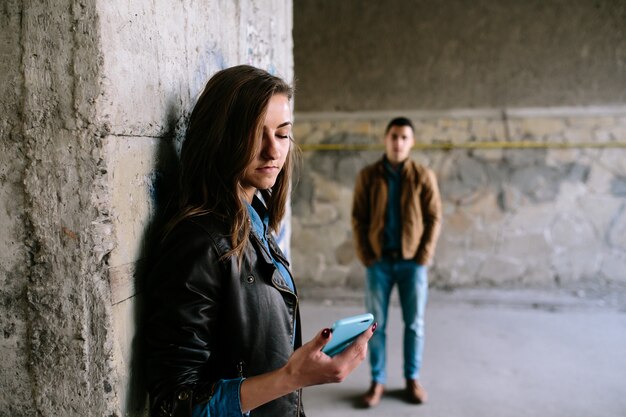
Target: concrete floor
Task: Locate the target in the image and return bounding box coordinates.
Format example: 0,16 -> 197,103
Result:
298,288 -> 626,417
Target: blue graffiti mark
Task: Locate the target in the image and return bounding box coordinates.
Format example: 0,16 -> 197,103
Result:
146,170 -> 163,206
214,50 -> 227,70
192,47 -> 229,96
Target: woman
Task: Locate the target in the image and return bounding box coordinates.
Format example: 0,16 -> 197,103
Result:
145,65 -> 375,417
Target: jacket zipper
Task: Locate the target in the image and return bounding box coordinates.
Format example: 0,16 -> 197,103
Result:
237,361 -> 245,378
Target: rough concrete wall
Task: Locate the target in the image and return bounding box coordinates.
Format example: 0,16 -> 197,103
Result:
2,0 -> 119,416
0,1 -> 31,415
294,0 -> 626,111
0,0 -> 293,416
97,1 -> 293,415
291,109 -> 626,290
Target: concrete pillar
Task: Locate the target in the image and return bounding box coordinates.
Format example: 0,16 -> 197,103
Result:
0,1 -> 293,415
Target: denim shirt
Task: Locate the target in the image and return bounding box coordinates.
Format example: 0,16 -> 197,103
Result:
192,378 -> 247,417
246,198 -> 295,293
192,198 -> 294,417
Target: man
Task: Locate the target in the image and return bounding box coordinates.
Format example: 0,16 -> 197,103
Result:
351,116 -> 442,407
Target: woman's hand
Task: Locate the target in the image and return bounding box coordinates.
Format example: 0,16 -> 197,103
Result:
281,323 -> 376,388
239,324 -> 375,412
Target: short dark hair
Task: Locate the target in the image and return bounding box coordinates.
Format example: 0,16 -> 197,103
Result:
385,116 -> 414,134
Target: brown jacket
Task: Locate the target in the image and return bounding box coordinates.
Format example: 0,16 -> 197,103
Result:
352,157 -> 442,266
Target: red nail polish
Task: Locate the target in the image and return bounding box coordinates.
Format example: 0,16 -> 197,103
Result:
322,328 -> 331,338
372,322 -> 378,332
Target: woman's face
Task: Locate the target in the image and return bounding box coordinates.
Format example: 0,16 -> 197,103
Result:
241,93 -> 292,202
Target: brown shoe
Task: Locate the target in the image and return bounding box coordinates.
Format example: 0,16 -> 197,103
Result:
362,382 -> 384,408
406,379 -> 428,404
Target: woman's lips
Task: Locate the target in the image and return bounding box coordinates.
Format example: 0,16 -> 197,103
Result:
256,166 -> 279,172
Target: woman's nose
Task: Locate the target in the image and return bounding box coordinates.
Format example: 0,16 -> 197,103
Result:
261,134 -> 280,160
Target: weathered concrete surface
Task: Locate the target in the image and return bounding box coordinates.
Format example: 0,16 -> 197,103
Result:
298,287 -> 626,417
0,1 -> 31,415
4,1 -> 119,416
0,0 -> 293,416
97,1 -> 294,415
291,109 -> 626,290
294,0 -> 626,111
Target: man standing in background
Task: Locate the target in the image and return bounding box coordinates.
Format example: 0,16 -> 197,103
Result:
351,116 -> 442,408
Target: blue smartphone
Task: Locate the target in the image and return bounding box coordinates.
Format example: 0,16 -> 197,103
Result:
322,313 -> 374,357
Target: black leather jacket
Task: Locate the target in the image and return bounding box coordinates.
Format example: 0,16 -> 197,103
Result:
145,213 -> 304,416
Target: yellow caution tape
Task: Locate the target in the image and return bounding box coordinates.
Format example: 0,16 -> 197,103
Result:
297,141 -> 626,152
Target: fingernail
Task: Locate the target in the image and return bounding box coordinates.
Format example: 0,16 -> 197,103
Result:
322,328 -> 331,338
372,322 -> 378,333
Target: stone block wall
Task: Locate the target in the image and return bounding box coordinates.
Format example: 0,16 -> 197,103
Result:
291,107 -> 626,291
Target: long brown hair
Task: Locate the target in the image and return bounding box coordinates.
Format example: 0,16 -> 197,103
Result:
168,65 -> 295,260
